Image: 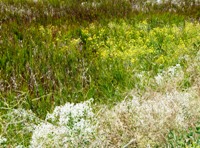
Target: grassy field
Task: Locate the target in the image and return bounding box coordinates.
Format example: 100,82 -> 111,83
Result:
0,0 -> 200,147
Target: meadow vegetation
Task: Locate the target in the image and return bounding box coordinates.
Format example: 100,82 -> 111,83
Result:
0,0 -> 200,147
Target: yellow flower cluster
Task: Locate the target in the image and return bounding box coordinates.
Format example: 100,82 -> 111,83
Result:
37,20 -> 200,69
79,20 -> 200,68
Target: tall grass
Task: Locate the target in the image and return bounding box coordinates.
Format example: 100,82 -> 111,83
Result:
1,16 -> 199,116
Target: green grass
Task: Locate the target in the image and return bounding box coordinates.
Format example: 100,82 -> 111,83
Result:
0,0 -> 200,147
167,122 -> 200,147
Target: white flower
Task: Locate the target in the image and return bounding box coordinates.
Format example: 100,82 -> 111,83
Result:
154,64 -> 183,86
155,73 -> 163,85
16,145 -> 24,148
0,137 -> 7,144
30,122 -> 69,148
30,99 -> 96,147
33,0 -> 38,2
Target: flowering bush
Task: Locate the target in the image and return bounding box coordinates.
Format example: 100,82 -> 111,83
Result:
80,21 -> 200,71
30,99 -> 96,147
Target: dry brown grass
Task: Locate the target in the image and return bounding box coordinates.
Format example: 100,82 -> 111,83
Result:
92,53 -> 200,147
94,89 -> 200,147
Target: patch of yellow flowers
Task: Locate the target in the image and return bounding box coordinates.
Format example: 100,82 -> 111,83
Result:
80,20 -> 200,67
37,20 -> 200,69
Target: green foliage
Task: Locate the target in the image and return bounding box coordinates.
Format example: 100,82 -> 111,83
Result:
167,123 -> 200,147
1,9 -> 200,118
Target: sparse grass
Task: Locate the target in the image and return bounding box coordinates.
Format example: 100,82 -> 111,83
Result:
0,0 -> 200,147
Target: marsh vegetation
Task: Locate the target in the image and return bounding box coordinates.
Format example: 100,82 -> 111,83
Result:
0,0 -> 200,147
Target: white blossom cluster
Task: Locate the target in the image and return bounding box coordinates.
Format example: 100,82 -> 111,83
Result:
155,64 -> 184,85
30,99 -> 96,147
3,108 -> 41,133
81,1 -> 101,8
0,136 -> 7,145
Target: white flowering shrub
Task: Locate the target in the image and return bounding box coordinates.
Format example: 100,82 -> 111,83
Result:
30,99 -> 96,147
154,64 -> 184,87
